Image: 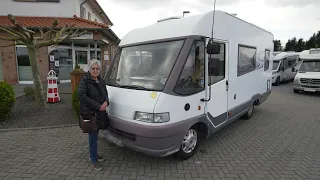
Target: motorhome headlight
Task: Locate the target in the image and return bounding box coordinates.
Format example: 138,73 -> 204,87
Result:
134,112 -> 170,123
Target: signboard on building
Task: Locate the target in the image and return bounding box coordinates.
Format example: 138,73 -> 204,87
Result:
70,32 -> 93,40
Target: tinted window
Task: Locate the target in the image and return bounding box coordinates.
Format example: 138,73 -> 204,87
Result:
174,40 -> 205,95
238,45 -> 256,76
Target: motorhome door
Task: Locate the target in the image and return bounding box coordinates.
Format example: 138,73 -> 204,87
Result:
204,40 -> 229,127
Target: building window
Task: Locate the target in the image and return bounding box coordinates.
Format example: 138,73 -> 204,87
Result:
80,6 -> 86,19
238,45 -> 256,76
76,50 -> 88,64
88,12 -> 91,20
174,40 -> 205,95
264,49 -> 270,71
16,46 -> 33,81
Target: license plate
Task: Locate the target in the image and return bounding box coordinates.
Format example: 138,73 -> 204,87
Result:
304,88 -> 316,92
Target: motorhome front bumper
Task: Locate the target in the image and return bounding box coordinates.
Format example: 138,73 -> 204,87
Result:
293,78 -> 320,92
293,85 -> 320,92
105,115 -> 197,157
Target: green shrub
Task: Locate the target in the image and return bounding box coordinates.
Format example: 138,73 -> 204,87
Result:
0,81 -> 15,121
23,86 -> 35,99
72,85 -> 80,117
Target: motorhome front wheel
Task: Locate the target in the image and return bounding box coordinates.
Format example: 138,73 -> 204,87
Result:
241,104 -> 255,120
176,127 -> 200,160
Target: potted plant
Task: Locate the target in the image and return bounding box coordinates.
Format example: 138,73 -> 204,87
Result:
70,61 -> 85,92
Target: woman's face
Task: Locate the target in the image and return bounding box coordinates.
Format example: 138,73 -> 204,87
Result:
90,64 -> 100,78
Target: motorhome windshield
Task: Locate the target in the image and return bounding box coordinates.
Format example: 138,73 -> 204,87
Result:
273,60 -> 280,70
105,40 -> 185,91
298,60 -> 320,72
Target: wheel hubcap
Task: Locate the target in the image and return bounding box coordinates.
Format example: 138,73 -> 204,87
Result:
182,129 -> 197,154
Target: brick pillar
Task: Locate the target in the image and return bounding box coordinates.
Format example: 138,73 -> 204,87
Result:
100,44 -> 111,76
0,40 -> 18,85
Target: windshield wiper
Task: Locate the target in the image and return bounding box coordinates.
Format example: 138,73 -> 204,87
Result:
117,85 -> 151,91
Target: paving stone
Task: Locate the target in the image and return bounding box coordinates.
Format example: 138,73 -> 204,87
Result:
0,91 -> 319,179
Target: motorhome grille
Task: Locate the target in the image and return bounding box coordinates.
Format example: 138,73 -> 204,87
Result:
108,127 -> 136,141
302,85 -> 320,88
300,78 -> 320,84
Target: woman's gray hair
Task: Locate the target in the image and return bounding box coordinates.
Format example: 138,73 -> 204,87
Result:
88,59 -> 101,72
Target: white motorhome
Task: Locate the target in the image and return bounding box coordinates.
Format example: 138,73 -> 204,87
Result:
103,10 -> 274,160
293,48 -> 320,93
272,52 -> 300,85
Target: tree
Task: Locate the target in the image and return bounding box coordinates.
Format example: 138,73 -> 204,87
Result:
295,38 -> 305,52
285,37 -> 297,51
273,40 -> 283,51
0,14 -> 87,108
305,33 -> 316,50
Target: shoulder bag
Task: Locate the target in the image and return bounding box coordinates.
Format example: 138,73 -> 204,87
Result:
79,80 -> 98,133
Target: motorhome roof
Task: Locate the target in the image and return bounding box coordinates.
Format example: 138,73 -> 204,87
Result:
299,49 -> 320,60
119,10 -> 273,46
273,52 -> 300,60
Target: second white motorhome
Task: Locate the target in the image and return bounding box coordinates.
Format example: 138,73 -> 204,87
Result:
272,52 -> 300,86
103,10 -> 274,160
293,48 -> 320,93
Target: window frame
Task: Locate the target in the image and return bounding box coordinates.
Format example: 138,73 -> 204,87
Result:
237,44 -> 257,77
208,42 -> 226,86
173,39 -> 206,96
264,49 -> 270,71
80,6 -> 86,19
88,12 -> 91,21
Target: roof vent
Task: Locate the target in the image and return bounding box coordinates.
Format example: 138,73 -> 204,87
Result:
157,16 -> 181,23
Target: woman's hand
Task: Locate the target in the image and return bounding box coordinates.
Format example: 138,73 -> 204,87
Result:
99,101 -> 108,111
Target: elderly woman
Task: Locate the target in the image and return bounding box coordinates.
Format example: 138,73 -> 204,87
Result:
78,59 -> 109,171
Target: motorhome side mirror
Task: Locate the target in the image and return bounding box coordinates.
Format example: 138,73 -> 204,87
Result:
208,58 -> 220,76
207,42 -> 220,54
292,66 -> 295,72
279,67 -> 284,71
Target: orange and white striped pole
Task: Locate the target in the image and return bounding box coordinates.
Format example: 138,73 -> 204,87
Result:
47,70 -> 60,103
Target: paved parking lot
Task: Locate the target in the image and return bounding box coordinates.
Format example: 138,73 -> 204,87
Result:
0,85 -> 320,180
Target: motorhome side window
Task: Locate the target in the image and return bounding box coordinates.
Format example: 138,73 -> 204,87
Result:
264,49 -> 270,71
208,43 -> 226,85
174,41 -> 205,95
286,56 -> 298,67
238,45 -> 256,76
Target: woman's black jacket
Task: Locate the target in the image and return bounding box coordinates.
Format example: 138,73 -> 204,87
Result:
78,71 -> 109,130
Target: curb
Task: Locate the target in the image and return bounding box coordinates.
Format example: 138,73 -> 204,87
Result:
0,124 -> 78,132
15,92 -> 72,99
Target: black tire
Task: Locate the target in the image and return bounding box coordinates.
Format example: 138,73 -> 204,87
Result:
176,126 -> 200,160
241,104 -> 254,120
293,89 -> 299,93
275,77 -> 280,86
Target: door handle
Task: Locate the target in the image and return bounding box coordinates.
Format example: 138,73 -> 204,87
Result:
226,80 -> 229,91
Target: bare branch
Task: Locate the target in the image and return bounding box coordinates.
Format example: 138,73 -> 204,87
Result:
0,25 -> 27,42
7,14 -> 34,39
0,35 -> 22,41
40,28 -> 44,38
0,43 -> 24,48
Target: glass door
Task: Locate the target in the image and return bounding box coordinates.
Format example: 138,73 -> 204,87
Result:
58,49 -> 73,81
48,47 -> 73,82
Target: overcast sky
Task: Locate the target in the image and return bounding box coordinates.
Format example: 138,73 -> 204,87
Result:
97,0 -> 320,45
